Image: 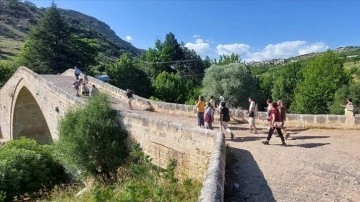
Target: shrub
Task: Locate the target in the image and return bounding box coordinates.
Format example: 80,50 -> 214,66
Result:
0,138 -> 66,201
56,93 -> 128,182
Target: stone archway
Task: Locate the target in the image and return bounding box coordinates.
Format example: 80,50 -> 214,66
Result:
12,87 -> 52,144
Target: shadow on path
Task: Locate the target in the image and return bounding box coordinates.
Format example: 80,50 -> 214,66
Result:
225,147 -> 275,202
284,143 -> 331,148
291,135 -> 330,140
229,136 -> 264,143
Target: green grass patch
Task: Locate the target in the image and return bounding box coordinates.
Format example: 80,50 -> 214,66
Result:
0,36 -> 23,60
38,144 -> 202,202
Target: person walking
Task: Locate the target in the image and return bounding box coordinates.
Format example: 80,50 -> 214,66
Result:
72,78 -> 83,96
220,102 -> 235,140
74,66 -> 81,80
218,96 -> 226,112
247,97 -> 258,134
204,102 -> 214,130
195,96 -> 206,128
126,89 -> 134,110
262,102 -> 287,146
277,99 -> 289,139
208,95 -> 216,110
340,98 -> 354,116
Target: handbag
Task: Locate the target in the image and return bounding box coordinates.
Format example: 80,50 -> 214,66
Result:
273,121 -> 283,128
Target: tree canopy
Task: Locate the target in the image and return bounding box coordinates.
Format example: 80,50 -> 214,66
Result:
201,63 -> 261,108
291,51 -> 350,114
17,3 -> 96,74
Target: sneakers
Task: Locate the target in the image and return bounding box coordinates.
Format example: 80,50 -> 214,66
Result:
262,140 -> 269,145
230,133 -> 234,140
253,131 -> 258,134
281,142 -> 287,146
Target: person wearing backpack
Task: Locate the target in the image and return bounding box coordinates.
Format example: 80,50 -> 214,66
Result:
247,97 -> 258,134
220,102 -> 235,140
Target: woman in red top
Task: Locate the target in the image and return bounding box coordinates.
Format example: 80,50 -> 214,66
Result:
262,102 -> 286,146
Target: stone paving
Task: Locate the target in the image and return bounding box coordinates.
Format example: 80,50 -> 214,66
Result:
224,123 -> 360,202
10,75 -> 360,201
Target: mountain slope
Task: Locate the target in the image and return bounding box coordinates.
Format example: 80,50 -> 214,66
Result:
0,0 -> 143,60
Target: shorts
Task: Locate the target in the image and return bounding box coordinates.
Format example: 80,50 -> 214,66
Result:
248,117 -> 255,125
128,97 -> 134,102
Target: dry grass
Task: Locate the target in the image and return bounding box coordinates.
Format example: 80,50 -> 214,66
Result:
0,36 -> 24,60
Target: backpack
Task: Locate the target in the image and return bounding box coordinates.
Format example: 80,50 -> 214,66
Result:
221,107 -> 230,122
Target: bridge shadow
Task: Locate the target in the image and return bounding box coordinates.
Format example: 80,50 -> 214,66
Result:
225,147 -> 275,202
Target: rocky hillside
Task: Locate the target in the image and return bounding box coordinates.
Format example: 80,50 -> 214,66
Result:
0,0 -> 143,60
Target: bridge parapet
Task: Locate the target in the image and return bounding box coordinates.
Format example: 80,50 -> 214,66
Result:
63,68 -> 359,130
0,67 -> 84,141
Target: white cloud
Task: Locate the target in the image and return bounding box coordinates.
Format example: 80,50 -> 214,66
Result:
195,38 -> 204,43
245,41 -> 328,62
185,36 -> 213,58
216,43 -> 250,56
184,36 -> 328,62
185,41 -> 210,55
125,35 -> 132,41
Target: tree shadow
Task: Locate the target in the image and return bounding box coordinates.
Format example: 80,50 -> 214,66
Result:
225,147 -> 275,202
298,143 -> 330,148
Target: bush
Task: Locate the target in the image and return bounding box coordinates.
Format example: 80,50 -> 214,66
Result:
0,138 -> 66,201
56,93 -> 128,182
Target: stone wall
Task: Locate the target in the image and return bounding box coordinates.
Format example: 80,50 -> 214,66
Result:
120,110 -> 222,182
63,69 -> 359,130
0,67 -> 83,141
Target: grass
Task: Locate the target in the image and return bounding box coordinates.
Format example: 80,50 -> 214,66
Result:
0,36 -> 24,60
35,144 -> 202,202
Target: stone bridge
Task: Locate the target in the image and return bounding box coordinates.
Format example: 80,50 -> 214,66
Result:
1,67 -> 359,201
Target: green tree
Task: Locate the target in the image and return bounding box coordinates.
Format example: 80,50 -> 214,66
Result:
107,53 -> 152,98
17,3 -> 96,73
291,51 -> 349,114
272,62 -> 304,109
152,71 -> 195,103
349,82 -> 360,114
56,93 -> 128,181
201,63 -> 261,108
144,33 -> 205,81
0,60 -> 17,87
328,85 -> 349,114
0,138 -> 66,201
213,53 -> 243,65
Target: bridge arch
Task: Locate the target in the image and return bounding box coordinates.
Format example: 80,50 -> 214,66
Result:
11,83 -> 52,144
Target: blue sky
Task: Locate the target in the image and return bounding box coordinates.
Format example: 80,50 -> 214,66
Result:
29,0 -> 360,61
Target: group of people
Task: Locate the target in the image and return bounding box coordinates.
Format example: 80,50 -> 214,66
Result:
194,95 -> 235,139
246,97 -> 289,146
72,66 -> 98,97
194,95 -> 290,145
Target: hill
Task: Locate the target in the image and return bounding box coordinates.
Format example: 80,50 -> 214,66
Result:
0,0 -> 143,60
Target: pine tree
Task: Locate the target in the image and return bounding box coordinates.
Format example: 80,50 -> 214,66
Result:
17,3 -> 96,73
